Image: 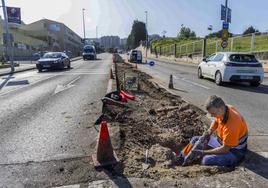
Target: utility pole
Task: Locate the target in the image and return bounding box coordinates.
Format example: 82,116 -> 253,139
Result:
1,0 -> 14,73
82,8 -> 86,39
225,0 -> 228,23
145,11 -> 148,63
96,26 -> 98,39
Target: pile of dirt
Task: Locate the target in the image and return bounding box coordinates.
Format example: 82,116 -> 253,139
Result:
108,62 -> 233,180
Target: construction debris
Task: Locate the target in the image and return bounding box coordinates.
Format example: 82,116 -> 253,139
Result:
106,61 -> 233,180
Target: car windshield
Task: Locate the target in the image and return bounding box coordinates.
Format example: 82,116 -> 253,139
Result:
229,54 -> 258,62
84,48 -> 94,53
42,53 -> 62,59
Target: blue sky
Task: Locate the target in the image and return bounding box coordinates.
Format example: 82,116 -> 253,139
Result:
3,0 -> 268,38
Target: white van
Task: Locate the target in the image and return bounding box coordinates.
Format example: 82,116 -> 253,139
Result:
129,50 -> 142,63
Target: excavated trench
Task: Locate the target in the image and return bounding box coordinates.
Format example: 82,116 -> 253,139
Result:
105,61 -> 234,180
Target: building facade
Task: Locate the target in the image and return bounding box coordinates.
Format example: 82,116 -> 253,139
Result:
100,36 -> 120,50
21,19 -> 83,57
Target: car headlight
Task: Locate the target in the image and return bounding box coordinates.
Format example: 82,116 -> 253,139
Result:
54,60 -> 60,63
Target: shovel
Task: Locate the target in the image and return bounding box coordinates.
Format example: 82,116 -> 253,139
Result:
142,149 -> 150,170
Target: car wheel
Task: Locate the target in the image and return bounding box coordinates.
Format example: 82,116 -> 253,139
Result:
198,68 -> 203,79
215,71 -> 223,86
38,68 -> 42,72
250,81 -> 260,87
61,62 -> 65,69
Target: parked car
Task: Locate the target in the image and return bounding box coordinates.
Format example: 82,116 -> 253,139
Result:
198,52 -> 264,87
36,52 -> 71,72
83,45 -> 97,60
128,50 -> 142,63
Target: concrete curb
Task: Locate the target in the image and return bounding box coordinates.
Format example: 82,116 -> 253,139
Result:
0,57 -> 83,77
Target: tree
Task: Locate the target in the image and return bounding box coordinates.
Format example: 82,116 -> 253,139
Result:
177,26 -> 196,39
127,20 -> 147,49
243,26 -> 259,35
206,30 -> 233,38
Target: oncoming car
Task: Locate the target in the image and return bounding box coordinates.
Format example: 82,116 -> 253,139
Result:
198,52 -> 264,87
36,52 -> 71,72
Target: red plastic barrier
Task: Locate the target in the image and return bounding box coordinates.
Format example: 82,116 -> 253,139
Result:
121,90 -> 136,101
120,93 -> 127,102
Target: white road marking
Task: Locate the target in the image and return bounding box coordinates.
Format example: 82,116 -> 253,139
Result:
0,66 -> 109,96
0,75 -> 57,97
173,75 -> 211,90
66,76 -> 81,85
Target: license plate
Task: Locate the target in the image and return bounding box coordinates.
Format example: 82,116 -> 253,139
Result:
43,65 -> 51,68
240,76 -> 253,80
237,69 -> 256,73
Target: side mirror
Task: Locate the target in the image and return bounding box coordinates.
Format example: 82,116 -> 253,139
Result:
202,57 -> 207,62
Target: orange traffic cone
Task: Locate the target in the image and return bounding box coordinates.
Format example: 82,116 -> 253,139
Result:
110,68 -> 114,79
92,121 -> 118,168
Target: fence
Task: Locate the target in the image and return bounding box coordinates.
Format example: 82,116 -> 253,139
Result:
151,32 -> 268,58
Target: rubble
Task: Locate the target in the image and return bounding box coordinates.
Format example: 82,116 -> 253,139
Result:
107,62 -> 233,180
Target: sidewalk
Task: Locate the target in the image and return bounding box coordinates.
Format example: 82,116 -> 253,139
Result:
0,57 -> 82,77
0,63 -> 36,76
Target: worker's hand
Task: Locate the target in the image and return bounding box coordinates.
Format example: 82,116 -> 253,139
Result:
203,130 -> 211,144
191,149 -> 204,158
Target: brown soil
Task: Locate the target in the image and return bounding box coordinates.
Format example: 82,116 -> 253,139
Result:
108,62 -> 234,180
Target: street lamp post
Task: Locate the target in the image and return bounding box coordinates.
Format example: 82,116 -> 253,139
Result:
225,0 -> 228,24
1,0 -> 14,73
145,11 -> 148,63
82,8 -> 86,39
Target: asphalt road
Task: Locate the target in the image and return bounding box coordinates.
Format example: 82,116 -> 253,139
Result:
136,58 -> 268,152
0,53 -> 111,165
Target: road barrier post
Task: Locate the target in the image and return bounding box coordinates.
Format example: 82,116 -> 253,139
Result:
251,33 -> 255,52
174,44 -> 177,57
202,38 -> 207,58
168,74 -> 174,89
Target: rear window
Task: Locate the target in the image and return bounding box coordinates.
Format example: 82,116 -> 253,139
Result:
229,54 -> 258,62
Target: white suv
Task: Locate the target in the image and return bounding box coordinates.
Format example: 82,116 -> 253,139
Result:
198,52 -> 264,87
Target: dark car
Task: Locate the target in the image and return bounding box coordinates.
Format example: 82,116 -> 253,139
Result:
36,52 -> 71,72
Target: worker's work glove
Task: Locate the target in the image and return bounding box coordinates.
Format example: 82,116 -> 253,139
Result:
202,130 -> 211,144
191,149 -> 204,158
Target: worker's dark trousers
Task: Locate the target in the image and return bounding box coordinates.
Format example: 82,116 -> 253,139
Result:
191,136 -> 246,167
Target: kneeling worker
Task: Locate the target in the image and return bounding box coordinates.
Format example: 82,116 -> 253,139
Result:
178,95 -> 248,166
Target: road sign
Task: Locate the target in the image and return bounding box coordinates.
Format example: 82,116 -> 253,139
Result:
222,22 -> 229,30
227,8 -> 232,23
221,5 -> 226,20
221,41 -> 228,49
6,7 -> 21,24
221,29 -> 229,41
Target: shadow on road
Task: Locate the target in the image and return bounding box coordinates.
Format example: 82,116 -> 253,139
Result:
242,150 -> 268,180
38,68 -> 73,73
95,165 -> 133,188
6,80 -> 29,86
0,74 -> 15,90
222,82 -> 268,95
